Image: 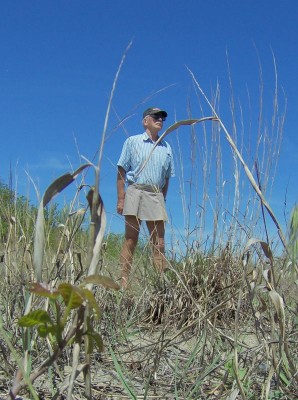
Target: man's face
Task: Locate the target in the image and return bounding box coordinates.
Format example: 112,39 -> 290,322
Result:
144,113 -> 165,132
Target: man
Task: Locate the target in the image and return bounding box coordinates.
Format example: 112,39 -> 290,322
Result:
117,107 -> 175,288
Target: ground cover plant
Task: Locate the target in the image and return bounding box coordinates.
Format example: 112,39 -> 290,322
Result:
0,52 -> 297,399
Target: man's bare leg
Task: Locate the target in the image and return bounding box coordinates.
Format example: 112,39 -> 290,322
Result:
120,216 -> 140,288
146,220 -> 166,273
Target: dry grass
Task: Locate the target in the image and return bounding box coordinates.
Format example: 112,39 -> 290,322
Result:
0,56 -> 297,399
1,233 -> 297,399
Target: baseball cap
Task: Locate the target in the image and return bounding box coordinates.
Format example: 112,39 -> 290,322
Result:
143,107 -> 168,119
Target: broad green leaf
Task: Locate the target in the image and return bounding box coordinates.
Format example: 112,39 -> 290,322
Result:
85,275 -> 120,290
37,324 -> 57,338
58,283 -> 85,309
18,310 -> 52,327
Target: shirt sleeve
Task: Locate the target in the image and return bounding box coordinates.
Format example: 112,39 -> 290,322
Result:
117,138 -> 131,172
167,143 -> 175,178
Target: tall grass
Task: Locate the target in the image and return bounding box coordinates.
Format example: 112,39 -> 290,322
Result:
0,53 -> 297,400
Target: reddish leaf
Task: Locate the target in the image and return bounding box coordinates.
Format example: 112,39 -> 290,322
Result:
29,282 -> 59,299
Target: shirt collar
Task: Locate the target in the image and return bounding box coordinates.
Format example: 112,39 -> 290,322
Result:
142,131 -> 162,144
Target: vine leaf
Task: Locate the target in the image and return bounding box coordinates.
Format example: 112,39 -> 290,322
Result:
19,310 -> 53,327
58,283 -> 85,310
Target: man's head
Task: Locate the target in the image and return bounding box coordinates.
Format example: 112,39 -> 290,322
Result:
142,107 -> 167,134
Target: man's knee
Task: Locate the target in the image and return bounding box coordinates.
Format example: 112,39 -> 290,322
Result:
147,221 -> 165,237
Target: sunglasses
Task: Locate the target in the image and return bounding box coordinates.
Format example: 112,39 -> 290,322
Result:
150,114 -> 166,122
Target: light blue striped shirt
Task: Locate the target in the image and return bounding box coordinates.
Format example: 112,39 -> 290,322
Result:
117,132 -> 175,189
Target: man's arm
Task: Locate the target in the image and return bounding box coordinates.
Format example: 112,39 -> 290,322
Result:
117,166 -> 126,214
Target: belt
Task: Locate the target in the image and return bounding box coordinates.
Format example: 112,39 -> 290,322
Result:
129,183 -> 161,193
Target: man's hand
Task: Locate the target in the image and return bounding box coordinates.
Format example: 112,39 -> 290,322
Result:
117,197 -> 125,215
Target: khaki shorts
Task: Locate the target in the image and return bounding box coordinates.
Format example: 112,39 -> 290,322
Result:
123,184 -> 168,221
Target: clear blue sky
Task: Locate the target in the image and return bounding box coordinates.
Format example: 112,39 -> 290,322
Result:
1,1 -> 297,250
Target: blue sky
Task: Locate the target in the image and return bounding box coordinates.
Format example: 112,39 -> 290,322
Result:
1,1 -> 297,251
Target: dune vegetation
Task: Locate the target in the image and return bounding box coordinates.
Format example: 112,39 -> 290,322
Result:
0,55 -> 297,400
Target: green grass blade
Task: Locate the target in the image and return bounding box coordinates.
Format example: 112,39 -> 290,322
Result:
109,345 -> 137,399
